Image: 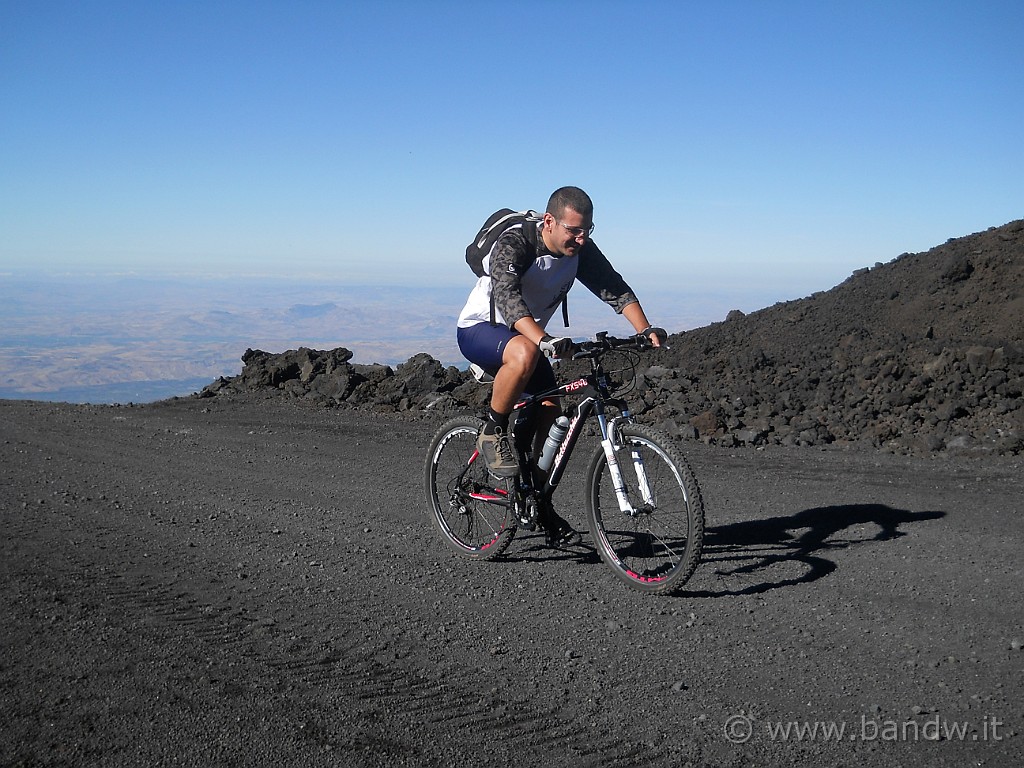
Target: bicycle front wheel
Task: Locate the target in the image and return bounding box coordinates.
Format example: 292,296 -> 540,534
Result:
586,424 -> 705,594
424,416 -> 516,560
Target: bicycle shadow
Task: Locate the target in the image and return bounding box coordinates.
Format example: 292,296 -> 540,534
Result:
676,503 -> 945,598
503,530 -> 604,565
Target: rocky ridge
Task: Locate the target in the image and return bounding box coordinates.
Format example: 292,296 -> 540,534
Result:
199,219 -> 1024,456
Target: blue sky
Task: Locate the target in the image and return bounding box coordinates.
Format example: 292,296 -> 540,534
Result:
2,0 -> 1022,313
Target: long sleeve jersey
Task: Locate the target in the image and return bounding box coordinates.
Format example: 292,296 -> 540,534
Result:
456,220 -> 638,329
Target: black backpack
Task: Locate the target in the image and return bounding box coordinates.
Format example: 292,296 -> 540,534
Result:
465,209 -> 541,277
464,208 -> 569,326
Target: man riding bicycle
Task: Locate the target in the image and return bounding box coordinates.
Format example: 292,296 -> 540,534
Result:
456,186 -> 666,547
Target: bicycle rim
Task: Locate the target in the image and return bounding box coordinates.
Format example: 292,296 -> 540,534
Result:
424,416 -> 516,560
586,424 -> 704,593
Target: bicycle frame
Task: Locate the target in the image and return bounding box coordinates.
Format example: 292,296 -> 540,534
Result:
501,338 -> 656,518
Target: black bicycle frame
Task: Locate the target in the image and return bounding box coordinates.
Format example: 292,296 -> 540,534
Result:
510,370 -> 632,498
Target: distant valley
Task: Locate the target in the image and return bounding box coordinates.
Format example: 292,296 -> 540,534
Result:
0,274 -> 744,404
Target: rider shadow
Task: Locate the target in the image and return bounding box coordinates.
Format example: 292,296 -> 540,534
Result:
503,531 -> 604,565
677,503 -> 945,598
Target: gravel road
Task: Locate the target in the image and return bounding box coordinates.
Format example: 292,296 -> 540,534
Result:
2,395 -> 1022,767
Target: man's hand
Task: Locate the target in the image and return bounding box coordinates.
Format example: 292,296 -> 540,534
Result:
539,335 -> 574,359
639,326 -> 668,347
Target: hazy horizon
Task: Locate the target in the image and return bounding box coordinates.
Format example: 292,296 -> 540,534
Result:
1,270 -> 783,405
5,204 -> 1019,406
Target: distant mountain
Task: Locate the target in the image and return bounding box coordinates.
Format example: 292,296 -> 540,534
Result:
287,302 -> 339,320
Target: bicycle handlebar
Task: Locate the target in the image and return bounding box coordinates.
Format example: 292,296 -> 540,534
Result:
571,331 -> 657,359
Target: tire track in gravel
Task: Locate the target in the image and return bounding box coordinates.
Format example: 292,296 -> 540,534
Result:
5,464 -> 681,766
93,564 -> 681,767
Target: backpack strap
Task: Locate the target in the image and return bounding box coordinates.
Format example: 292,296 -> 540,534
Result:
487,218 -> 572,328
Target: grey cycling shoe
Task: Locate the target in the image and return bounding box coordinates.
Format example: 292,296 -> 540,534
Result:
477,426 -> 518,478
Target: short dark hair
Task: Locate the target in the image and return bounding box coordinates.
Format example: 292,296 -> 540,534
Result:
546,186 -> 593,219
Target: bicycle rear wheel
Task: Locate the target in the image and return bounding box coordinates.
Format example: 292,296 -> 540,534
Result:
586,423 -> 704,593
425,416 -> 517,559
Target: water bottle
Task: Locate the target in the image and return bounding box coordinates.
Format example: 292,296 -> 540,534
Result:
536,416 -> 570,473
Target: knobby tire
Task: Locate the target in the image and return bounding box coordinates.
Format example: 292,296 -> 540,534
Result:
585,424 -> 705,594
425,416 -> 516,560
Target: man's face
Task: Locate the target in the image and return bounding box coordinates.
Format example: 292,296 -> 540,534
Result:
544,207 -> 593,257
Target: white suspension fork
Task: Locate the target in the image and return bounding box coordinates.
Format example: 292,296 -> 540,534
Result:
600,419 -> 656,514
600,437 -> 635,514
631,443 -> 655,506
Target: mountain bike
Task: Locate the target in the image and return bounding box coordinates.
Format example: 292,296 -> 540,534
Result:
424,332 -> 705,594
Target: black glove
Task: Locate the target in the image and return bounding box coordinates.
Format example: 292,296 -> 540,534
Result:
639,326 -> 668,346
539,335 -> 574,359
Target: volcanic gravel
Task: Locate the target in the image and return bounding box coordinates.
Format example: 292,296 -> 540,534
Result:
2,393 -> 1022,767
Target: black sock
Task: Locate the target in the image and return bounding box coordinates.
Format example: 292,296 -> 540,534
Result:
485,409 -> 509,434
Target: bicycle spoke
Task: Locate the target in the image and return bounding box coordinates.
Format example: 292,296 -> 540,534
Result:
587,424 -> 705,593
